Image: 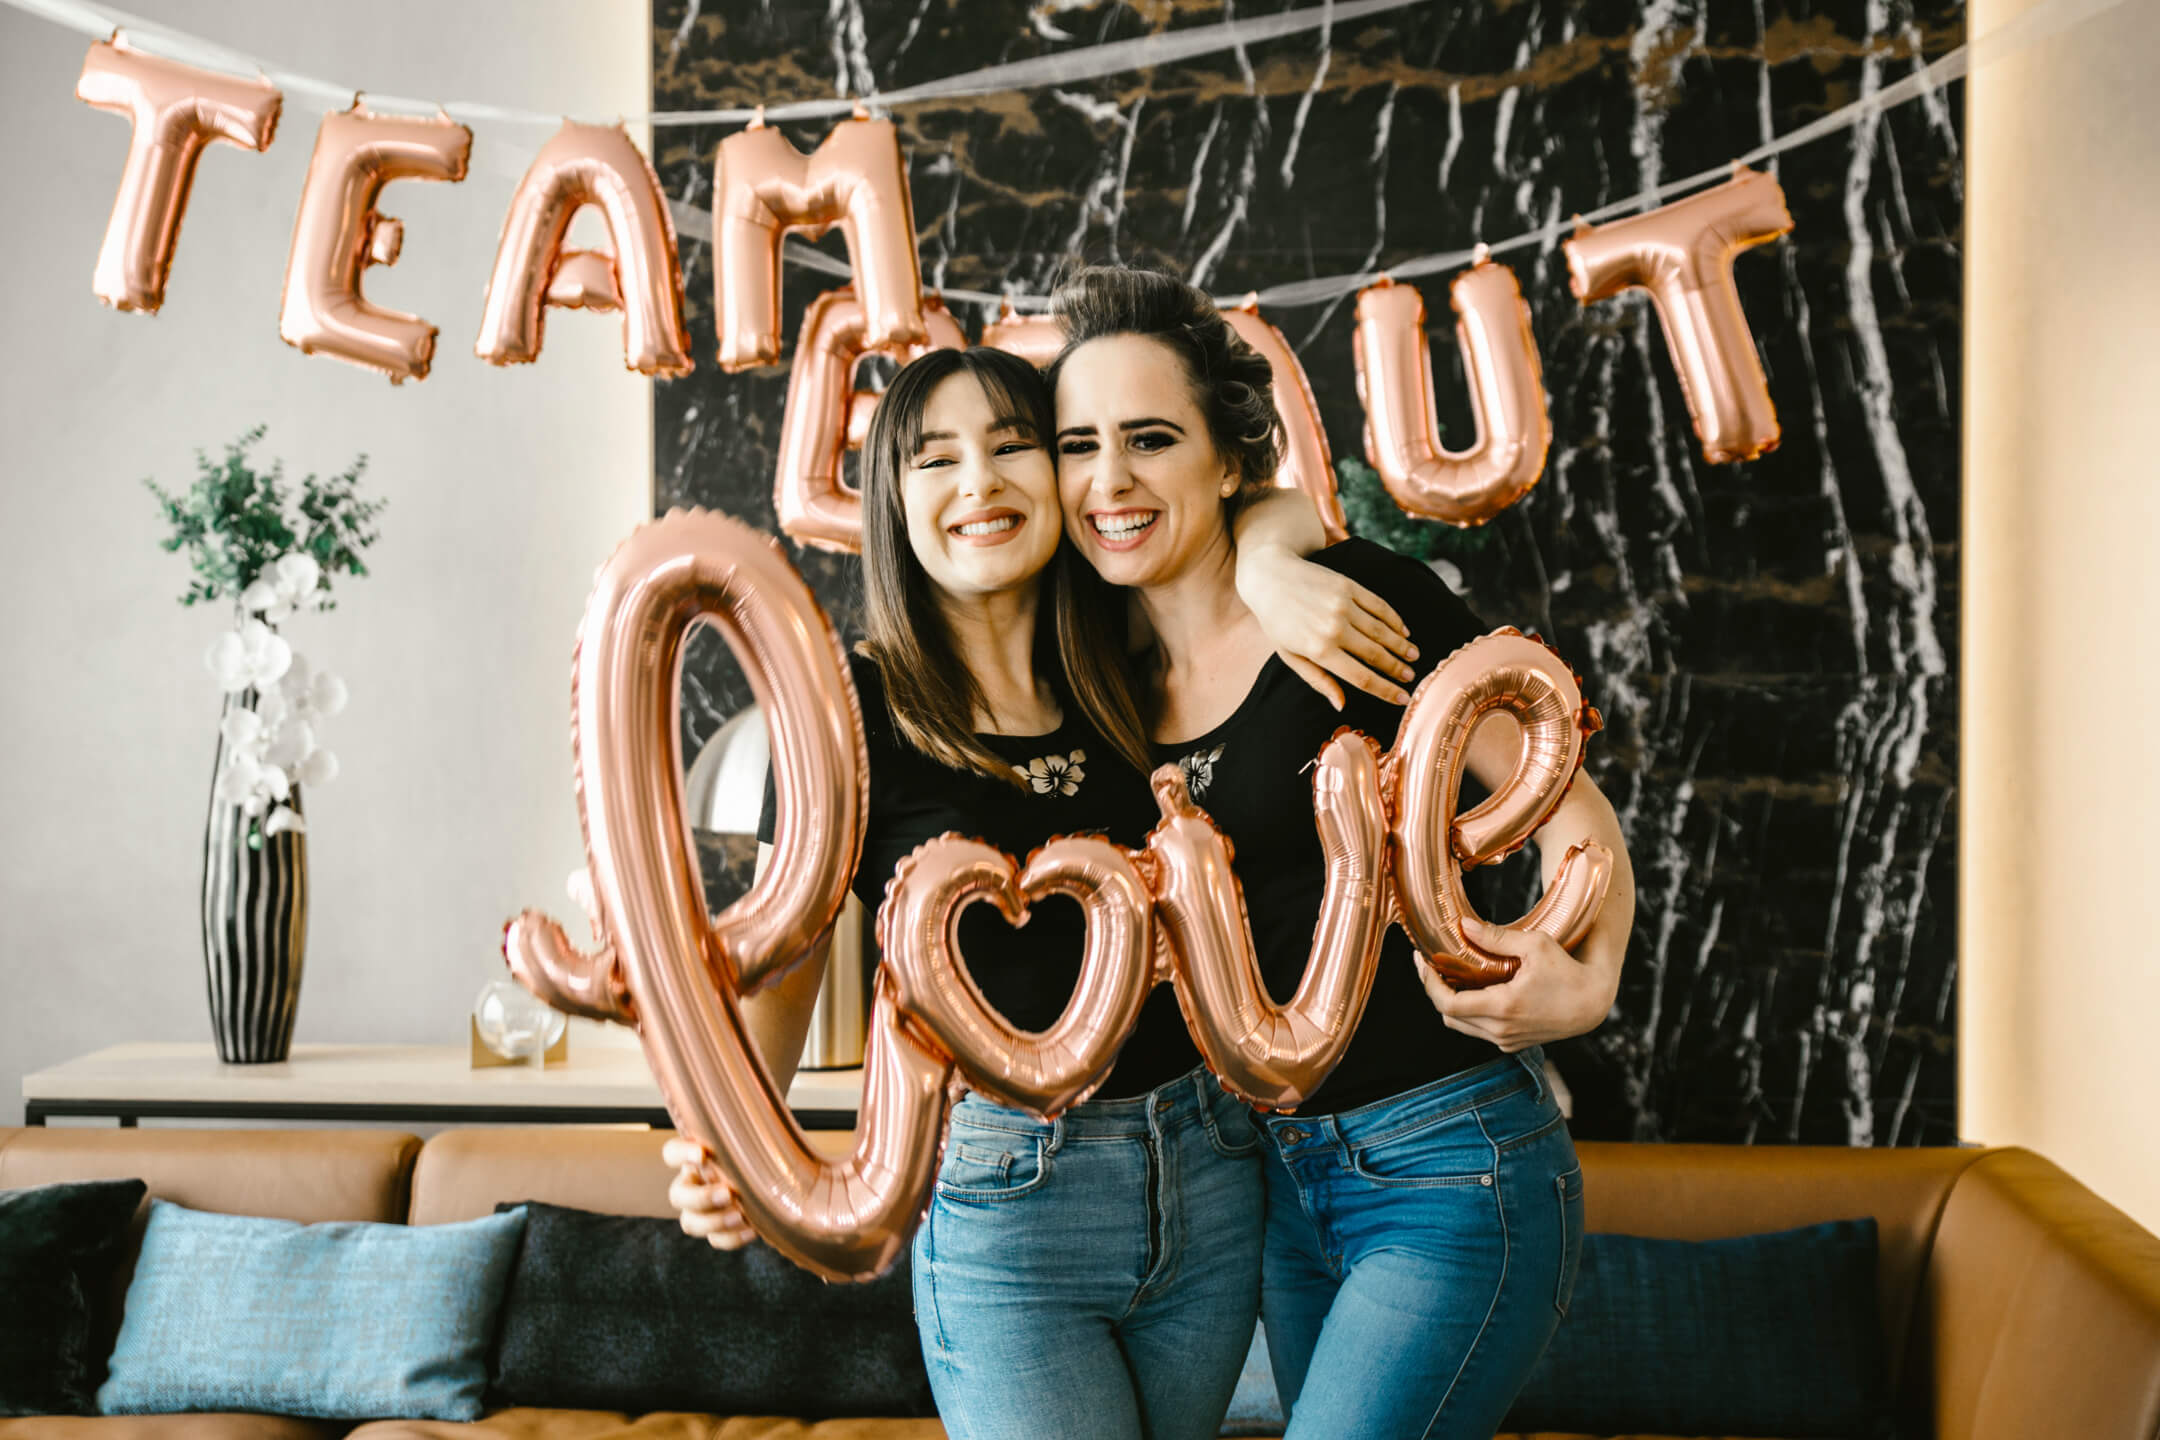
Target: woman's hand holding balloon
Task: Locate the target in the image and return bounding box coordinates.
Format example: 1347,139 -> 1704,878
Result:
662,1136 -> 757,1251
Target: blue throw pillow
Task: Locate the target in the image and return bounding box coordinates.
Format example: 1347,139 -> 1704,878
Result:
97,1200 -> 527,1421
1503,1218 -> 1891,1439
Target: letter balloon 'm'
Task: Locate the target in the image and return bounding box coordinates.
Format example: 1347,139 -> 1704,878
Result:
712,114 -> 925,371
503,509 -> 948,1283
76,36 -> 281,313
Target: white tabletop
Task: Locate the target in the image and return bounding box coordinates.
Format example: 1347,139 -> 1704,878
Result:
22,1042 -> 863,1116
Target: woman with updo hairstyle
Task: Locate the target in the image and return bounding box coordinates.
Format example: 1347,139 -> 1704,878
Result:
1046,265 -> 1639,1439
664,341 -> 1415,1440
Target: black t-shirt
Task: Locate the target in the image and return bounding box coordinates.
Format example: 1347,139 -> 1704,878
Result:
1149,538 -> 1501,1115
760,653 -> 1193,1099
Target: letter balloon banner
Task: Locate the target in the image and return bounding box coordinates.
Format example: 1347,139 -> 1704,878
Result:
474,120 -> 693,378
503,509 -> 950,1283
279,104 -> 471,383
773,289 -> 967,552
76,36 -> 281,314
1223,302 -> 1347,541
1564,168 -> 1794,465
1352,260 -> 1551,527
712,114 -> 926,372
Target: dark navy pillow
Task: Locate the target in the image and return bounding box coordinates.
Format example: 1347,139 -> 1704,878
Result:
1504,1218 -> 1892,1439
488,1200 -> 934,1417
0,1178 -> 146,1416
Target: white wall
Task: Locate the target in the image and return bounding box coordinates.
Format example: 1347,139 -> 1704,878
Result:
1963,0 -> 2160,1233
0,1 -> 652,1119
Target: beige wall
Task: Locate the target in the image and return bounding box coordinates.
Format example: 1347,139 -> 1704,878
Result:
1964,0 -> 2160,1233
0,1 -> 652,1118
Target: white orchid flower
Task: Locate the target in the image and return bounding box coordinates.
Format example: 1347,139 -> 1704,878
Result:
204,620 -> 292,693
298,748 -> 339,787
309,671 -> 348,717
265,721 -> 314,772
280,652 -> 314,701
271,553 -> 322,615
220,707 -> 265,750
263,805 -> 308,838
240,578 -> 281,616
259,764 -> 290,802
256,684 -> 289,732
217,750 -> 263,804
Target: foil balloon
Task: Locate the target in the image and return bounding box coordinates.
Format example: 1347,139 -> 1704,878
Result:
1224,301 -> 1346,541
279,104 -> 471,383
1141,730 -> 1392,1112
879,834 -> 1155,1119
503,508 -> 949,1283
1386,629 -> 1612,987
981,303 -> 1064,368
1352,258 -> 1550,527
712,113 -> 925,371
474,120 -> 693,378
1564,168 -> 1795,464
75,36 -> 281,313
774,288 -> 966,553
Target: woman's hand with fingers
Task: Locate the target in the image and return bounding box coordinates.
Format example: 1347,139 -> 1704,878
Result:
1236,542 -> 1419,708
661,1135 -> 759,1251
1416,918 -> 1619,1052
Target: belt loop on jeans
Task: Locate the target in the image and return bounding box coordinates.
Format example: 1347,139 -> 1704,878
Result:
1517,1047 -> 1548,1105
1046,1115 -> 1067,1155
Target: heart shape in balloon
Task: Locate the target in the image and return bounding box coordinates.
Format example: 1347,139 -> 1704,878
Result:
878,833 -> 1155,1119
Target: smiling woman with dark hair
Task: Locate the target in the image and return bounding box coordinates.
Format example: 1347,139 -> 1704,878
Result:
1047,264 -> 1640,1440
666,341 -> 1418,1440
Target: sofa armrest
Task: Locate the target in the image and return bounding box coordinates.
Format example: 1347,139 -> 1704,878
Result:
1924,1146 -> 2160,1439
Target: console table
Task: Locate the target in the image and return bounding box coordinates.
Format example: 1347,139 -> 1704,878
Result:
21,1042 -> 862,1130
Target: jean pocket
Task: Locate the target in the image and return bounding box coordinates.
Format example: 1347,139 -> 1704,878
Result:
1345,1108 -> 1494,1187
1553,1166 -> 1585,1318
936,1134 -> 1050,1202
1204,1099 -> 1262,1157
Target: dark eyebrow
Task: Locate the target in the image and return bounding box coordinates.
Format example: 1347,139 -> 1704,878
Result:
1120,417 -> 1185,433
1055,423 -> 1098,441
916,429 -> 957,443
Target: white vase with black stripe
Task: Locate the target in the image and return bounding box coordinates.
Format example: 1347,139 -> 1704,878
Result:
201,690 -> 310,1063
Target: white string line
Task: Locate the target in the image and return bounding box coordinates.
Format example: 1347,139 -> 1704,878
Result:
0,0 -> 1427,126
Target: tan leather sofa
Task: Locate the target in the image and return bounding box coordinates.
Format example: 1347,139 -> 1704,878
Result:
2,1125 -> 2156,1440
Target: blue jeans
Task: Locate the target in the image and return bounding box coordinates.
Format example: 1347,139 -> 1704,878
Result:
912,1066 -> 1265,1440
1259,1047 -> 1586,1440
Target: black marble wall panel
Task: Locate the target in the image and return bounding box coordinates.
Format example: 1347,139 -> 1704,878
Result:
651,0 -> 1962,1147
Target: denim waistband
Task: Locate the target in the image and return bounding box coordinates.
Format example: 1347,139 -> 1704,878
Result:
952,1065 -> 1239,1142
1259,1046 -> 1549,1149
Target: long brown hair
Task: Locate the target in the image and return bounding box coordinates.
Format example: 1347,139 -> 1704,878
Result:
857,346 -> 1150,781
1043,265 -> 1286,763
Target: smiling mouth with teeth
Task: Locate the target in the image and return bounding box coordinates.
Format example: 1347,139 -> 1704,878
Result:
950,515 -> 1021,537
1090,512 -> 1159,540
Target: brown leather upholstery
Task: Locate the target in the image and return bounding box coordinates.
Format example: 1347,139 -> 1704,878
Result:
346,1415 -> 947,1440
1924,1146 -> 2160,1440
0,1127 -> 420,1224
0,1418 -> 348,1440
407,1128 -> 855,1225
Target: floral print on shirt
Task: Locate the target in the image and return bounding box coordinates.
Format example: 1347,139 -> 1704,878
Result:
1015,748 -> 1086,796
1177,743 -> 1225,798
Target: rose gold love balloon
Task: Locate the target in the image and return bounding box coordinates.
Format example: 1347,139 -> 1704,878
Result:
1224,300 -> 1347,541
503,508 -> 949,1282
474,120 -> 693,378
712,114 -> 925,371
1564,168 -> 1795,465
774,288 -> 966,552
879,834 -> 1155,1119
1387,629 -> 1612,987
75,36 -> 281,313
278,104 -> 470,383
1142,730 -> 1392,1112
1353,259 -> 1551,527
